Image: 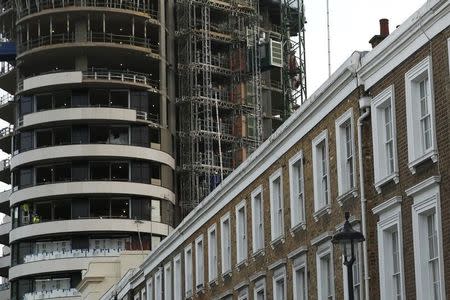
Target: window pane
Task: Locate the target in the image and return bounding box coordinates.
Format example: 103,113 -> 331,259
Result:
90,198 -> 110,217
54,128 -> 71,145
36,166 -> 52,184
36,130 -> 52,148
90,90 -> 109,106
110,90 -> 128,108
54,91 -> 71,109
111,162 -> 129,181
90,162 -> 110,180
72,126 -> 89,144
53,164 -> 71,182
53,200 -> 71,220
111,198 -> 129,218
36,94 -> 52,111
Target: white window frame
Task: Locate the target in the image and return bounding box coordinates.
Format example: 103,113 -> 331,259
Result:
251,185 -> 264,253
407,178 -> 445,300
273,267 -> 287,300
207,224 -> 218,283
288,151 -> 306,230
195,235 -> 204,289
316,241 -> 334,300
405,56 -> 438,173
312,130 -> 331,220
235,200 -> 248,264
184,244 -> 193,297
269,168 -> 284,242
254,278 -> 266,300
140,288 -> 146,300
292,254 -> 308,300
173,254 -> 182,300
164,263 -> 172,300
146,277 -> 153,300
335,108 -> 357,199
220,212 -> 232,275
154,269 -> 162,300
372,197 -> 405,300
371,85 -> 399,192
238,288 -> 249,300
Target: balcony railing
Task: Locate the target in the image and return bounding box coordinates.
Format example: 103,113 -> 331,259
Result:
17,0 -> 158,19
18,32 -> 159,54
0,62 -> 13,76
23,248 -> 123,263
82,69 -> 159,90
0,125 -> 13,139
0,159 -> 9,172
24,288 -> 80,300
0,282 -> 9,291
0,94 -> 13,106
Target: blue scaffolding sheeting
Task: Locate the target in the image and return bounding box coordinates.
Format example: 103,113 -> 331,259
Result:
0,42 -> 15,61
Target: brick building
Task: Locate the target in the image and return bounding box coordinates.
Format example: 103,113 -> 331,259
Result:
99,1 -> 450,299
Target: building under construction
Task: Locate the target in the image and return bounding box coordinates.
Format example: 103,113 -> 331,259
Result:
176,0 -> 306,213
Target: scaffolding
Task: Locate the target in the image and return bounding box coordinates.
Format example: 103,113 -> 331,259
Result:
176,0 -> 306,214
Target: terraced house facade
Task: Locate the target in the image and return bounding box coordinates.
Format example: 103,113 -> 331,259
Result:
100,1 -> 450,299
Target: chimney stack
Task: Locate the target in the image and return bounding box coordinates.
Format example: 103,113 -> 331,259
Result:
369,18 -> 390,48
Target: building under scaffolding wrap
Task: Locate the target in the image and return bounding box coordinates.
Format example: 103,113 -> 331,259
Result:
176,0 -> 306,214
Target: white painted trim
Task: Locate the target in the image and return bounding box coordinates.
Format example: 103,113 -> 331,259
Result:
288,150 -> 306,229
173,253 -> 182,300
154,268 -> 162,300
207,223 -> 218,283
269,168 -> 284,242
310,231 -> 333,246
253,277 -> 266,299
335,108 -> 356,196
272,266 -> 287,300
194,234 -> 204,289
404,56 -> 438,173
405,175 -> 440,196
292,253 -> 308,300
235,199 -> 247,264
411,183 -> 446,300
372,196 -> 402,216
251,185 -> 264,253
312,130 -> 331,216
370,85 -> 399,192
184,244 -> 193,297
316,241 -> 334,300
146,276 -> 153,300
220,212 -> 232,275
163,262 -> 172,300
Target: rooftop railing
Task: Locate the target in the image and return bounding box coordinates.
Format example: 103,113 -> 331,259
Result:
24,288 -> 80,300
17,0 -> 158,19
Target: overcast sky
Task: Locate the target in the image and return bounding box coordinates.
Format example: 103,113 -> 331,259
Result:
304,0 -> 425,94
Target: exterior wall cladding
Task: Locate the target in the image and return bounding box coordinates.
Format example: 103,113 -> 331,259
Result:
102,1 -> 450,300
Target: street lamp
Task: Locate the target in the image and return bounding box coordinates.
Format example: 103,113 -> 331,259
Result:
332,212 -> 365,300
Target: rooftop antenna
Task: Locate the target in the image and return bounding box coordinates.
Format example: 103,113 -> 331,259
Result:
326,0 -> 331,77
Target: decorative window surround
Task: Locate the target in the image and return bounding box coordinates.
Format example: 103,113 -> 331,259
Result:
288,151 -> 306,231
146,278 -> 153,300
336,188 -> 358,207
292,253 -> 308,300
207,224 -> 218,284
311,231 -> 333,246
249,271 -> 266,283
288,245 -> 308,260
409,178 -> 445,300
312,130 -> 331,220
235,200 -> 248,266
253,277 -> 266,300
237,288 -> 249,300
234,281 -> 249,292
373,197 -> 405,300
220,212 -> 232,276
251,185 -> 264,254
273,266 -> 287,300
195,235 -> 204,290
316,241 -> 335,300
173,254 -> 182,300
184,244 -> 193,298
269,168 -> 285,242
405,56 -> 438,174
164,263 -> 172,300
371,85 -> 399,193
268,258 -> 286,271
154,269 -> 162,300
335,108 -> 357,198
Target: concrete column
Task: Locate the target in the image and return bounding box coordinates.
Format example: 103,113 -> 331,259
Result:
159,0 -> 167,128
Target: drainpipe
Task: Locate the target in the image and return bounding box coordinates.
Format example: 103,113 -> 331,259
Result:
357,95 -> 371,300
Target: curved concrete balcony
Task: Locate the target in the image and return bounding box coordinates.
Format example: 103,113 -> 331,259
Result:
10,218 -> 171,243
23,248 -> 123,264
17,70 -> 159,95
17,33 -> 160,61
0,68 -> 15,96
11,144 -> 175,170
17,0 -> 158,22
0,254 -> 10,277
10,181 -> 175,206
24,288 -> 81,300
0,159 -> 10,184
0,189 -> 10,215
17,107 -> 159,129
0,218 -> 11,245
0,94 -> 14,123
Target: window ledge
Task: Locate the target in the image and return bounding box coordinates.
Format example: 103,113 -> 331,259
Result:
313,205 -> 331,222
408,150 -> 438,174
221,269 -> 232,279
337,188 -> 358,206
252,249 -> 265,261
374,172 -> 399,194
207,278 -> 218,288
185,290 -> 193,299
195,285 -> 204,294
290,222 -> 306,236
236,259 -> 248,270
270,235 -> 285,249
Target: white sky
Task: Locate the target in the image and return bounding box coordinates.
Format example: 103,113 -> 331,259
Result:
304,0 -> 425,94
